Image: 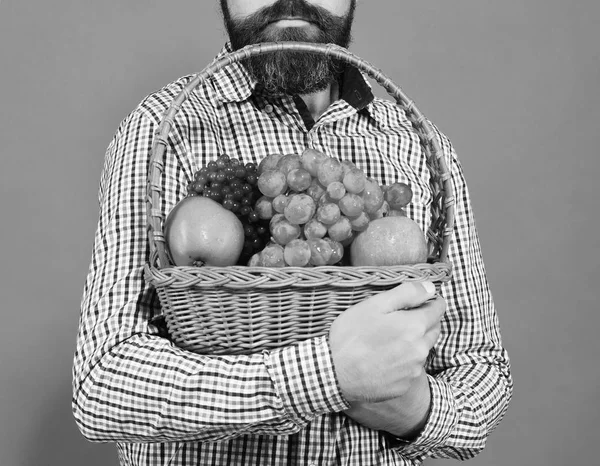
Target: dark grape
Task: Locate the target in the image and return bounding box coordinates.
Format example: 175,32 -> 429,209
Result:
257,225 -> 267,236
232,188 -> 244,200
192,180 -> 205,194
248,211 -> 259,223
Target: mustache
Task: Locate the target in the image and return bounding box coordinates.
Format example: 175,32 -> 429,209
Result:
238,0 -> 343,32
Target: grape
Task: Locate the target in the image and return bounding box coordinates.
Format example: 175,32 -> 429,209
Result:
283,239 -> 312,267
243,224 -> 255,237
343,168 -> 367,194
287,168 -> 312,192
307,238 -> 333,266
338,193 -> 364,218
192,180 -> 206,194
252,237 -> 264,251
235,166 -> 247,178
272,194 -> 291,213
341,159 -> 357,175
257,170 -> 288,197
303,218 -> 328,239
247,252 -> 264,267
306,178 -> 326,202
276,153 -> 302,175
385,182 -> 413,209
246,173 -> 258,185
369,199 -> 390,220
216,154 -> 230,166
270,213 -> 286,227
255,195 -> 275,220
270,216 -> 302,245
316,203 -> 341,225
328,216 -> 353,242
340,231 -> 355,247
317,158 -> 344,186
261,243 -> 286,267
388,208 -> 407,217
283,194 -> 316,225
326,181 -> 346,202
349,211 -> 370,232
323,237 -> 344,265
258,153 -> 283,174
317,192 -> 335,207
248,210 -> 260,223
362,179 -> 385,214
300,148 -> 328,176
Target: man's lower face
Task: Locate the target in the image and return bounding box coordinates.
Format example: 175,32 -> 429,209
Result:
221,0 -> 356,96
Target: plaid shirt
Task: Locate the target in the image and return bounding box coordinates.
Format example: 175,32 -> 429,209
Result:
72,45 -> 512,466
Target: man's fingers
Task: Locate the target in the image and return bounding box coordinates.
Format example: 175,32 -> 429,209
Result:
371,281 -> 437,312
417,296 -> 447,328
424,320 -> 442,348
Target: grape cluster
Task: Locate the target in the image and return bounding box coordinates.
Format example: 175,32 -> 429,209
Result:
187,155 -> 271,264
247,148 -> 414,267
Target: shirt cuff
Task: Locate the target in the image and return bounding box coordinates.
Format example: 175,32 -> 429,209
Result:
265,335 -> 350,425
394,374 -> 459,458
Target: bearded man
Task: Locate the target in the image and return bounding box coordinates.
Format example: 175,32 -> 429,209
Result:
72,1 -> 513,465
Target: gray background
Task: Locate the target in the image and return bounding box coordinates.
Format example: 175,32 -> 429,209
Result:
1,1 -> 598,465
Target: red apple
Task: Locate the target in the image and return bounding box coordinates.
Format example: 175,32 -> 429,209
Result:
349,216 -> 428,266
164,196 -> 244,266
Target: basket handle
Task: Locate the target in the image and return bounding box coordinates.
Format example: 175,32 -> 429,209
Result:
146,42 -> 455,269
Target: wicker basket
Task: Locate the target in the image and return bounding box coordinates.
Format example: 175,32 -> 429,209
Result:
144,42 -> 455,355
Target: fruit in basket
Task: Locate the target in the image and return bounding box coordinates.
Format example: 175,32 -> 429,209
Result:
223,148 -> 422,268
349,216 -> 428,266
165,196 -> 244,266
258,170 -> 288,197
283,239 -> 312,266
385,182 -> 413,209
187,155 -> 271,264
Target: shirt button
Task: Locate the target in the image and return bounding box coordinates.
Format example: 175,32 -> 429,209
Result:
264,104 -> 274,113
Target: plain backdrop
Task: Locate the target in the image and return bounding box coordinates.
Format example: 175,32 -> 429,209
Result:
1,1 -> 598,465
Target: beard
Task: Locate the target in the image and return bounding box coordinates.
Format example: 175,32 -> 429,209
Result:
220,0 -> 356,96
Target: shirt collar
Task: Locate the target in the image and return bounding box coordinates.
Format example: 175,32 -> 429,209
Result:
210,43 -> 375,111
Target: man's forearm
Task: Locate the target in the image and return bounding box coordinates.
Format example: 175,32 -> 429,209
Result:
343,373 -> 432,438
73,333 -> 348,443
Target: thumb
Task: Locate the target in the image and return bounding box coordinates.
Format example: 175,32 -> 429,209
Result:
375,281 -> 437,311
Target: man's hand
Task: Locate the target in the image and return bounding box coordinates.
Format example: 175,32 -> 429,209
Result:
328,281 -> 445,403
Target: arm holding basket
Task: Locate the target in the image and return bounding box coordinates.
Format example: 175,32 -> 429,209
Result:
71,109 -> 349,443
338,136 -> 514,460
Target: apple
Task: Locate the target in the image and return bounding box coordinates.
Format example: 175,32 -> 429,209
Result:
164,196 -> 244,266
349,216 -> 428,266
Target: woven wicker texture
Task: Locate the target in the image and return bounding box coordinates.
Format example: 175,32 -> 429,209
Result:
145,42 -> 455,355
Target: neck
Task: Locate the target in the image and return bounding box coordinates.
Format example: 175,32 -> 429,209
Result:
299,81 -> 340,121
